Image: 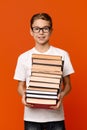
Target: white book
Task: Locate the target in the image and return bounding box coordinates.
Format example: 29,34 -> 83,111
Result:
26,89 -> 59,95
26,93 -> 58,99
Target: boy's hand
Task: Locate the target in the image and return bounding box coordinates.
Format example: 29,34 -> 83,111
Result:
22,92 -> 34,107
49,93 -> 63,110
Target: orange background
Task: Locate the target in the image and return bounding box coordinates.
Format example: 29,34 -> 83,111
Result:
0,0 -> 87,130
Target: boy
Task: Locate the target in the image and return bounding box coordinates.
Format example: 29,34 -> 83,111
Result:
14,13 -> 74,130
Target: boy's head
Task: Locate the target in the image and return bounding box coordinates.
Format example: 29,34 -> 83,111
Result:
30,13 -> 53,46
30,13 -> 52,29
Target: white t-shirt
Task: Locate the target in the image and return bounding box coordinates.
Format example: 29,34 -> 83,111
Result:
14,46 -> 74,122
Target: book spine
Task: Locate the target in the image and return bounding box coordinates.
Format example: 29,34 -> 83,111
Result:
32,59 -> 63,66
31,68 -> 63,75
32,54 -> 62,60
26,90 -> 58,95
27,87 -> 58,92
29,81 -> 60,89
26,98 -> 58,105
32,64 -> 63,71
31,72 -> 62,79
30,76 -> 61,84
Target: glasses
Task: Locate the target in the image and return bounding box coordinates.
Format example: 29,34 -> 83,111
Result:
31,26 -> 51,33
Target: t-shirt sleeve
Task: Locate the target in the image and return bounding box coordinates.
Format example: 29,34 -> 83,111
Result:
14,56 -> 26,81
63,52 -> 75,77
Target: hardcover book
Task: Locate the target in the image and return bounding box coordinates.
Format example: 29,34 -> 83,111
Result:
29,81 -> 60,89
26,98 -> 58,109
32,54 -> 62,60
26,89 -> 59,95
32,58 -> 63,66
27,87 -> 58,92
30,76 -> 61,84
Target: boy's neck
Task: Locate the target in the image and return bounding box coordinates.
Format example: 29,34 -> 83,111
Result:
35,43 -> 50,53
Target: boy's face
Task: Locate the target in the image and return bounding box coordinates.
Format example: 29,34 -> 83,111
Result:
30,19 -> 52,45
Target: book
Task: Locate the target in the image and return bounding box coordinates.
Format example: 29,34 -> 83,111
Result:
31,69 -> 63,75
26,93 -> 58,99
31,72 -> 62,79
32,54 -> 62,60
31,68 -> 63,75
32,58 -> 63,66
26,98 -> 58,106
26,89 -> 59,95
32,64 -> 63,72
27,87 -> 58,92
29,81 -> 60,89
30,76 -> 61,84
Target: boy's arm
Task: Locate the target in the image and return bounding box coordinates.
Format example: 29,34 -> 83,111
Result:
60,75 -> 72,99
17,81 -> 33,107
18,81 -> 26,96
50,75 -> 72,109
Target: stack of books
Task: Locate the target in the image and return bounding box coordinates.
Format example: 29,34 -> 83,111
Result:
25,54 -> 64,109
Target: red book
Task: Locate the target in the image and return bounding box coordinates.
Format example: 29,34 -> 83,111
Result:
26,98 -> 58,109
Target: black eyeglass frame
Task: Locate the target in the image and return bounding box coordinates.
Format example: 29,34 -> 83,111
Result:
31,26 -> 52,33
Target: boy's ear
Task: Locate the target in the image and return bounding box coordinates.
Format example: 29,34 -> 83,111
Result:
49,28 -> 53,36
30,28 -> 33,36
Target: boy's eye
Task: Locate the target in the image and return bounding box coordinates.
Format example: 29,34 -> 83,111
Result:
44,27 -> 49,30
34,27 -> 39,30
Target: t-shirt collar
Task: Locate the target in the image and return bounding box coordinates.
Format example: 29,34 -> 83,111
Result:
32,46 -> 52,54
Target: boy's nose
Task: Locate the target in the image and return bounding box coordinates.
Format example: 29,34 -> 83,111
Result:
39,29 -> 44,34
